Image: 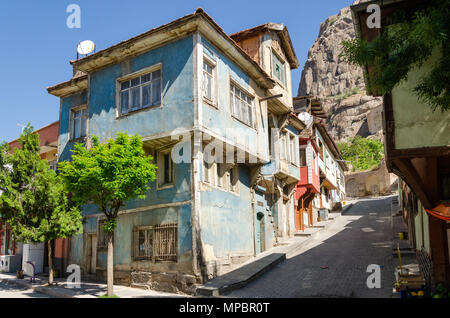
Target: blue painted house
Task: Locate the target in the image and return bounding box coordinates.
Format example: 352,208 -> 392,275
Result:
47,9 -> 303,294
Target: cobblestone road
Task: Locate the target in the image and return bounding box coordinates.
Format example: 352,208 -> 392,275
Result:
0,280 -> 53,298
224,196 -> 397,298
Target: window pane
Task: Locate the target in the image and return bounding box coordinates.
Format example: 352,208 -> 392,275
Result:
138,231 -> 146,256
248,104 -> 252,126
131,87 -> 140,109
131,77 -> 140,87
152,69 -> 161,79
141,73 -> 151,83
81,110 -> 87,137
230,93 -> 235,116
164,154 -> 172,184
121,81 -> 130,90
241,99 -> 247,123
121,90 -> 129,114
152,78 -> 161,106
205,74 -> 212,99
142,84 -> 151,107
73,117 -> 80,139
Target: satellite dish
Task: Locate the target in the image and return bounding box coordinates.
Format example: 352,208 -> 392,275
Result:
77,40 -> 95,55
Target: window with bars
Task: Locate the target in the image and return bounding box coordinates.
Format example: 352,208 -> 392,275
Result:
230,83 -> 254,127
132,224 -> 178,262
119,69 -> 161,115
71,107 -> 87,140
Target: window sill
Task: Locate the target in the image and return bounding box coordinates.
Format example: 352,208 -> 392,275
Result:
231,115 -> 256,130
116,104 -> 162,119
69,136 -> 88,143
157,183 -> 175,191
201,181 -> 240,196
203,97 -> 218,109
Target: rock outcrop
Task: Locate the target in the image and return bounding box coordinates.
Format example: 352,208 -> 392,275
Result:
297,3 -> 383,143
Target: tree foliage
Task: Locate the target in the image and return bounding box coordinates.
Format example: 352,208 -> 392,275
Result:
0,125 -> 83,284
58,133 -> 157,224
338,136 -> 384,172
341,0 -> 449,112
58,132 -> 157,296
0,125 -> 82,242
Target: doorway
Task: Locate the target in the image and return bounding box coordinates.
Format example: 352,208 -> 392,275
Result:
86,234 -> 97,274
256,212 -> 265,254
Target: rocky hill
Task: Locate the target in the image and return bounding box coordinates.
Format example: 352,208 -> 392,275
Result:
297,3 -> 383,143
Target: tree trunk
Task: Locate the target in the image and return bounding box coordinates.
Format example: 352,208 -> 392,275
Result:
47,240 -> 53,285
107,231 -> 114,297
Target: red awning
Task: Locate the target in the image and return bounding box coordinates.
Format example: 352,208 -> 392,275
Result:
426,203 -> 450,221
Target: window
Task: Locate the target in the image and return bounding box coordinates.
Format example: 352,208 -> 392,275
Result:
228,164 -> 239,193
98,220 -> 110,249
132,224 -> 177,262
202,60 -> 215,103
120,69 -> 161,115
230,83 -> 254,127
157,149 -> 174,188
71,107 -> 87,139
300,148 -> 307,167
272,51 -> 286,85
133,227 -> 153,260
49,160 -> 58,171
290,134 -> 297,165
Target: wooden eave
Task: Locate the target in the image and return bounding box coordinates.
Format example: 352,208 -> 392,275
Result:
69,9 -> 274,90
288,113 -> 306,132
230,23 -> 300,69
46,75 -> 88,97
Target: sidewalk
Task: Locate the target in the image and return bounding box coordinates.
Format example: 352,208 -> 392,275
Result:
195,211 -> 344,296
0,272 -> 187,298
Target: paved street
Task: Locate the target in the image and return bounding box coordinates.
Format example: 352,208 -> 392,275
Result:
224,196 -> 397,298
0,280 -> 53,298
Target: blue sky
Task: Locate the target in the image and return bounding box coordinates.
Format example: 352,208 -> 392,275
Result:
0,0 -> 353,142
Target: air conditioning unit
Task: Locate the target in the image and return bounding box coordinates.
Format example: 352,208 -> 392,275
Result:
0,255 -> 22,273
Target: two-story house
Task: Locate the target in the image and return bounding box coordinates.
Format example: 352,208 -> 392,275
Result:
47,9 -> 301,294
230,23 -> 303,242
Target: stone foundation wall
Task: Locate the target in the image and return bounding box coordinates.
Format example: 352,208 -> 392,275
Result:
345,160 -> 397,197
131,271 -> 200,295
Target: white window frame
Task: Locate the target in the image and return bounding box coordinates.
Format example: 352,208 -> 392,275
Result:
229,80 -> 255,128
116,63 -> 162,117
70,105 -> 88,140
202,55 -> 217,107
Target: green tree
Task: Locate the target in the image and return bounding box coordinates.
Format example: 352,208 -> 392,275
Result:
58,132 -> 157,296
340,0 -> 449,112
338,136 -> 384,172
0,125 -> 83,285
